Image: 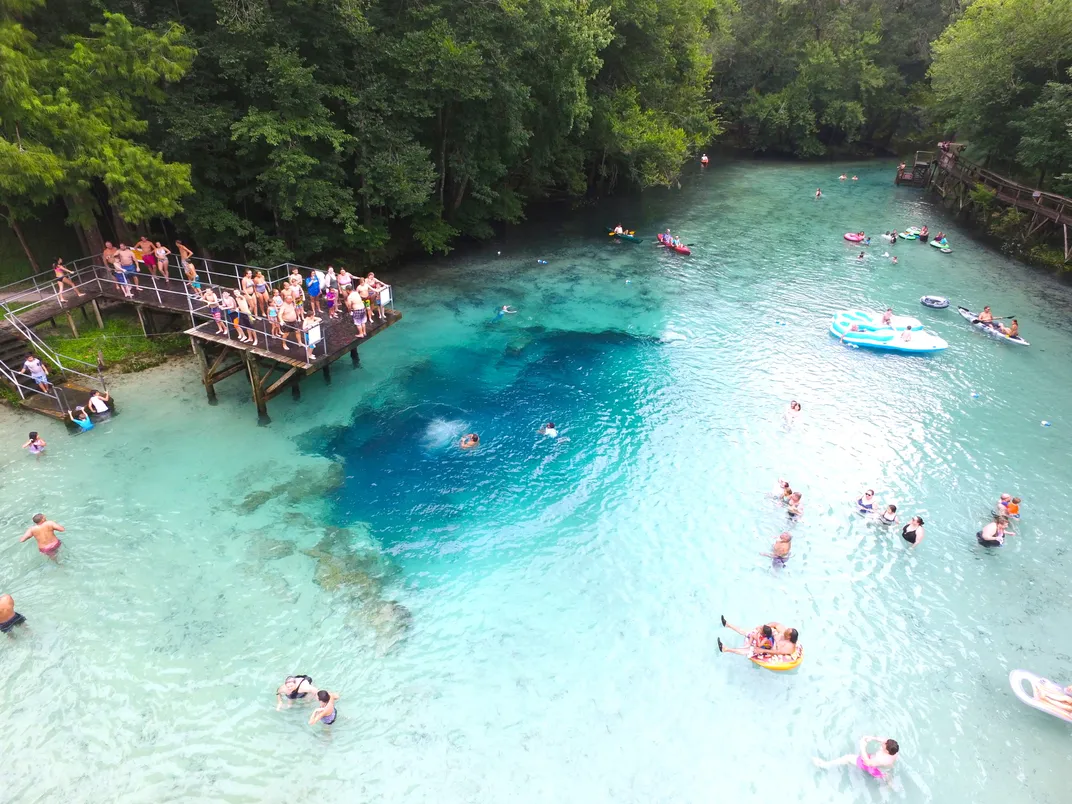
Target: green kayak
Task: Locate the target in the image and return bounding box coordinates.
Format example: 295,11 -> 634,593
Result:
607,228 -> 643,243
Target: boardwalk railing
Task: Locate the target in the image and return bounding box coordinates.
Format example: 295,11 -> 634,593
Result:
937,152 -> 1072,226
0,255 -> 102,318
4,314 -> 108,391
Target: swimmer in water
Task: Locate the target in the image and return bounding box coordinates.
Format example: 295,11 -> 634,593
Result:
460,433 -> 480,449
718,617 -> 798,660
995,493 -> 1012,516
1,593 -> 27,636
857,489 -> 876,513
815,188 -> 822,198
787,492 -> 803,519
276,675 -> 318,710
495,305 -> 517,319
22,432 -> 46,455
309,689 -> 339,726
717,617 -> 774,655
68,406 -> 93,431
977,515 -> 1013,547
814,736 -> 899,783
539,422 -> 558,438
20,513 -> 65,560
839,174 -> 847,181
772,479 -> 792,503
900,325 -> 913,342
891,255 -> 898,264
761,532 -> 792,568
902,516 -> 925,546
878,504 -> 898,525
1007,497 -> 1021,518
785,400 -> 801,423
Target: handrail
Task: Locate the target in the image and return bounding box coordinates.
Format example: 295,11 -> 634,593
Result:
3,312 -> 108,391
939,152 -> 1072,208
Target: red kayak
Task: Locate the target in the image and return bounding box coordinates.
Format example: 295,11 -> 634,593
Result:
657,233 -> 691,255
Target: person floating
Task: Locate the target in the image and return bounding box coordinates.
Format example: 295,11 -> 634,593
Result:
276,675 -> 317,710
902,516 -> 925,546
787,492 -> 804,519
891,256 -> 898,264
0,593 -> 27,636
22,431 -> 46,455
900,325 -> 913,342
839,174 -> 847,181
857,252 -> 865,261
857,489 -> 876,513
773,479 -> 793,503
460,433 -> 480,449
761,532 -> 792,568
815,188 -> 822,198
700,154 -> 709,165
851,175 -> 858,181
814,736 -> 899,783
718,616 -> 799,660
539,422 -> 558,438
20,513 -> 64,559
309,689 -> 339,726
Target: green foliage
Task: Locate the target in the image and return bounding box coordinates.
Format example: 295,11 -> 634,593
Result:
968,184 -> 997,210
929,0 -> 1072,171
40,313 -> 187,373
0,4 -> 194,232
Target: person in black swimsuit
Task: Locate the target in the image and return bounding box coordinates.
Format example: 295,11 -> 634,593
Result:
275,674 -> 317,710
901,516 -> 925,547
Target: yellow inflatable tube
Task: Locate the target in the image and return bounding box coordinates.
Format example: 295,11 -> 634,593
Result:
751,644 -> 803,672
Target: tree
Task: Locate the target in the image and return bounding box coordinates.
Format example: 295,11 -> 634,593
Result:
0,1 -> 194,269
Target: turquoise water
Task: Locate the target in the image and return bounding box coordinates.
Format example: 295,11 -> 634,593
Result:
2,160 -> 1072,802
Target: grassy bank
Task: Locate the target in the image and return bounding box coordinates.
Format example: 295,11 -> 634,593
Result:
40,314 -> 188,374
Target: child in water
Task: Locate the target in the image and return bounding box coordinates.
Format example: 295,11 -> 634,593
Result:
22,432 -> 46,455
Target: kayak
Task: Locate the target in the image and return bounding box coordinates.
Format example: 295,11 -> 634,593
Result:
957,307 -> 1029,346
920,295 -> 950,309
844,233 -> 865,242
657,233 -> 691,255
607,228 -> 642,243
830,309 -> 948,354
1009,670 -> 1072,724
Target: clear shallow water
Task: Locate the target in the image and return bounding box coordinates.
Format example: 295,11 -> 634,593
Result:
2,160 -> 1072,803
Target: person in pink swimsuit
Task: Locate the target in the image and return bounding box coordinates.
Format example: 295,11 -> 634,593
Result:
20,514 -> 65,560
814,735 -> 899,782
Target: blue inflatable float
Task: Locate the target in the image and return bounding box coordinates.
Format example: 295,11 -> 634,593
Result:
830,310 -> 949,354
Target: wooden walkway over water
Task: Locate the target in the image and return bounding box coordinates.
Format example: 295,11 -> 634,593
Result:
0,258 -> 402,423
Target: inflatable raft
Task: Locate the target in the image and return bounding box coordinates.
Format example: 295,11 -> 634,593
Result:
1009,670 -> 1072,724
957,307 -> 1029,346
607,228 -> 642,243
844,232 -> 866,242
920,295 -> 950,309
830,309 -> 949,354
657,233 -> 691,255
752,644 -> 803,672
930,239 -> 952,253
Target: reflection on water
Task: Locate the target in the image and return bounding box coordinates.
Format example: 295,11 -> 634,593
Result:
1,160 -> 1071,803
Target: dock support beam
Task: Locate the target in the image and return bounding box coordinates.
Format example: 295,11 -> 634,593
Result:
291,379 -> 301,400
136,306 -> 151,337
350,347 -> 359,367
90,298 -> 105,329
244,348 -> 270,425
64,310 -> 79,338
190,337 -> 218,405
322,364 -> 332,384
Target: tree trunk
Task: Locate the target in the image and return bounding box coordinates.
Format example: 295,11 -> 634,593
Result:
64,195 -> 105,256
439,107 -> 448,209
452,175 -> 468,212
4,209 -> 40,273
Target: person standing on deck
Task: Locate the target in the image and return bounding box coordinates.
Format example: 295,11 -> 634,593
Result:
20,514 -> 65,560
116,243 -> 140,288
306,269 -> 322,316
101,241 -> 118,266
134,235 -> 156,275
337,267 -> 353,299
176,240 -> 193,264
366,273 -> 387,322
347,287 -> 367,338
153,242 -> 172,279
278,295 -> 300,352
235,291 -> 257,346
356,278 -> 373,326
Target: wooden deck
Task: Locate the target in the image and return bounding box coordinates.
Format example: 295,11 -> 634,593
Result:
936,152 -> 1072,227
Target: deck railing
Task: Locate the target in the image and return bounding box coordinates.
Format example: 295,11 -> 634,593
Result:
937,152 -> 1072,225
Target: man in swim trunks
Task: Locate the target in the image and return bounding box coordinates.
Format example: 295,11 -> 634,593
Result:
101,241 -> 119,267
977,306 -> 995,326
309,689 -> 340,726
347,287 -> 367,337
276,674 -> 318,710
881,308 -> 893,326
366,273 -> 388,322
116,242 -> 140,287
814,735 -> 899,782
761,532 -> 792,567
278,296 -> 300,352
0,593 -> 27,636
20,513 -> 65,560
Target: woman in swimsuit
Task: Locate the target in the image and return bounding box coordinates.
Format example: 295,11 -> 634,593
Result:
276,675 -> 317,710
53,258 -> 85,304
202,288 -> 227,335
253,271 -> 270,316
857,489 -> 876,513
309,689 -> 339,726
902,516 -> 925,546
153,242 -> 171,278
761,532 -> 792,568
978,515 -> 1013,547
22,431 -> 46,455
240,270 -> 258,319
878,504 -> 898,525
787,492 -> 803,519
814,736 -> 899,783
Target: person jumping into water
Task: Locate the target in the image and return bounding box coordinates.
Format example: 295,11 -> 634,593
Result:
814,735 -> 899,783
20,514 -> 65,559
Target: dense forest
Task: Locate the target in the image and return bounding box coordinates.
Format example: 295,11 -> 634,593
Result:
1,0 -> 1070,269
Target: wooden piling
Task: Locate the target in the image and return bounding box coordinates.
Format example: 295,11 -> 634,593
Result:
90,298 -> 104,329
65,310 -> 79,338
322,364 -> 332,384
350,347 -> 359,367
244,347 -> 270,423
190,337 -> 218,404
